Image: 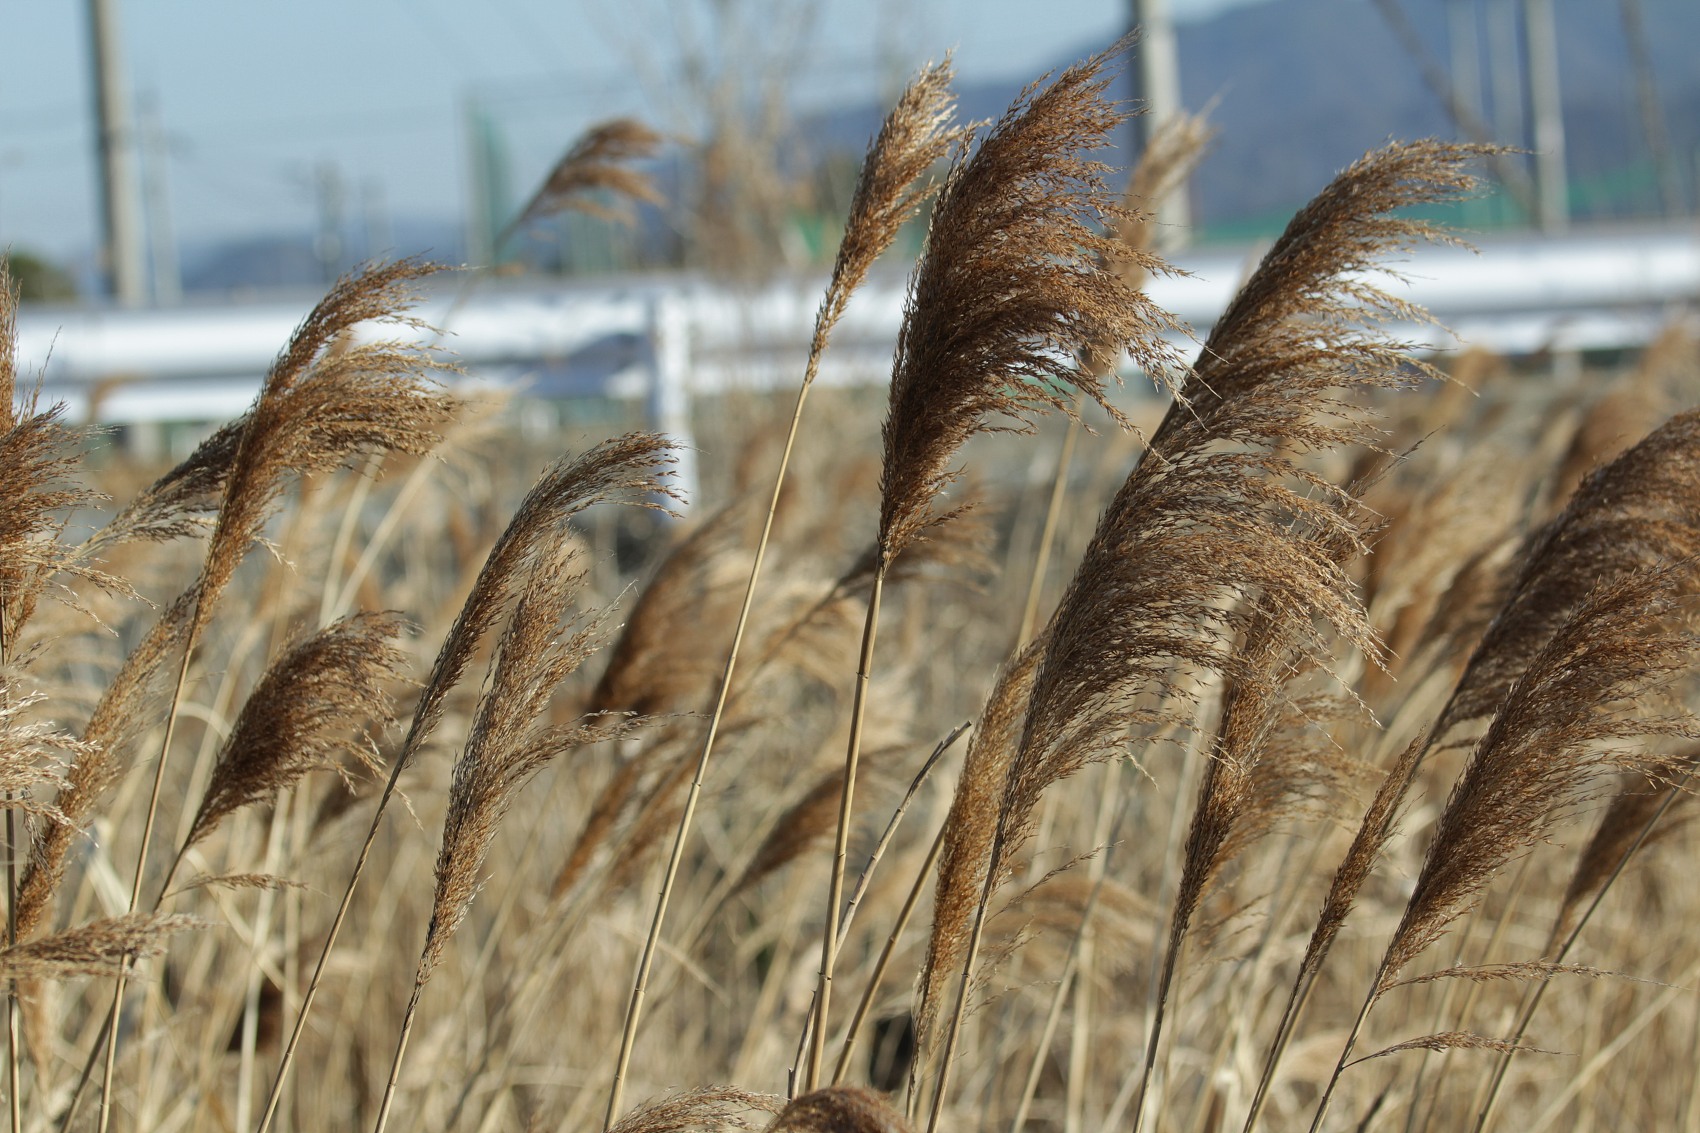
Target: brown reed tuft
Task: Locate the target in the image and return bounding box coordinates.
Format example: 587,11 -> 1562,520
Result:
1307,563 -> 1700,1129
180,610 -> 409,852
82,417 -> 245,553
0,263 -> 106,639
809,59 -> 961,382
509,119 -> 666,233
1081,108 -> 1215,377
348,432 -> 680,1129
876,41 -> 1184,567
0,699 -> 75,824
0,914 -> 200,982
768,1087 -> 911,1133
191,258 -> 457,634
419,548 -> 626,982
404,432 -> 681,772
1004,142 -> 1487,882
1392,568 -> 1697,981
591,499 -> 758,717
1438,406 -> 1700,739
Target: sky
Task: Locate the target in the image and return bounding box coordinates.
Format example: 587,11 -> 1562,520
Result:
0,0 -> 1273,264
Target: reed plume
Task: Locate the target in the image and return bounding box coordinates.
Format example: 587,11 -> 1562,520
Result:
610,59 -> 961,1120
876,47 -> 1182,565
0,914 -> 199,982
1249,407 -> 1700,1130
260,432 -> 679,1133
374,543 -> 635,1133
80,417 -> 246,555
1309,563 -> 1700,1130
508,118 -> 665,234
608,1087 -> 783,1133
914,139 -> 1487,1131
1438,406 -> 1700,738
178,610 -> 408,855
822,39 -> 1194,1098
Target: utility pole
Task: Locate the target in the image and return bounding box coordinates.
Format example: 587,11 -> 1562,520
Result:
1131,0 -> 1189,249
1447,0 -> 1487,227
1522,0 -> 1568,231
138,92 -> 180,306
86,0 -> 148,306
314,161 -> 346,283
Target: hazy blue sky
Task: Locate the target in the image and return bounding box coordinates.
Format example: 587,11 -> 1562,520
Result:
0,0 -> 1273,262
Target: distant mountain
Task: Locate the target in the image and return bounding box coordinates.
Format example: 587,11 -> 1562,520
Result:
179,218 -> 466,296
806,0 -> 1700,237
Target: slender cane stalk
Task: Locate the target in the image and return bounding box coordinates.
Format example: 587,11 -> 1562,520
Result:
834,819 -> 949,1085
604,374 -> 822,1129
255,751 -> 411,1133
2,595 -> 18,1133
372,981 -> 426,1133
1308,978 -> 1383,1133
805,565 -> 887,1092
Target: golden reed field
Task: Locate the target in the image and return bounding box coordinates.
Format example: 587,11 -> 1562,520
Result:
1,42 -> 1697,1133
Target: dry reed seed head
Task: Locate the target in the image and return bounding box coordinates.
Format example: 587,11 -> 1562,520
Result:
420,541 -> 633,981
0,694 -> 78,823
1150,138 -> 1492,458
0,913 -> 201,982
512,118 -> 665,231
1385,961 -> 1609,991
1080,109 -> 1216,379
0,387 -> 106,638
192,259 -> 458,643
399,431 -> 679,775
815,59 -> 962,346
1382,564 -> 1700,986
767,1087 -> 911,1133
1440,407 -> 1700,739
876,42 -> 1187,565
1354,1031 -> 1553,1063
183,610 -> 410,849
988,145 -> 1488,884
606,1087 -> 784,1133
0,259 -> 16,415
